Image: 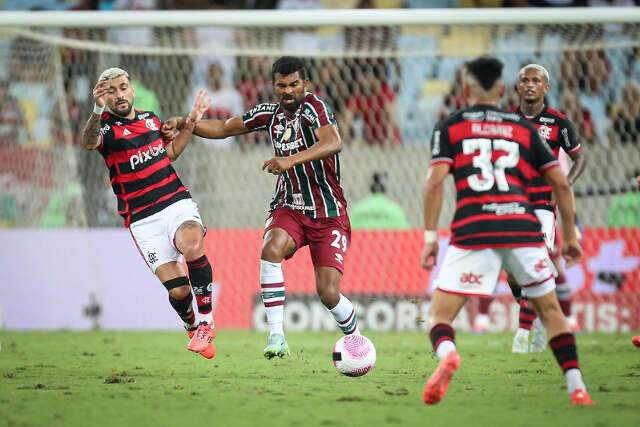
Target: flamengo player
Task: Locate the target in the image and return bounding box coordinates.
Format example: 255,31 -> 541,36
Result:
163,57 -> 359,358
421,57 -> 593,406
82,68 -> 217,358
511,64 -> 586,353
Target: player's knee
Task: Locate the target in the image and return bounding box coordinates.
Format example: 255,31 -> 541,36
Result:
164,277 -> 191,300
175,222 -> 204,259
261,242 -> 285,262
177,237 -> 204,261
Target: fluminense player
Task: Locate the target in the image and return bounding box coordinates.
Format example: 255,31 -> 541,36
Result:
420,57 -> 593,406
510,64 -> 586,353
163,57 -> 360,358
82,67 -> 217,358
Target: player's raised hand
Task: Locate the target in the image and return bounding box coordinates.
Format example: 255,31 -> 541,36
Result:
421,242 -> 439,271
92,81 -> 109,108
188,89 -> 210,123
161,117 -> 181,141
562,238 -> 582,267
262,157 -> 293,175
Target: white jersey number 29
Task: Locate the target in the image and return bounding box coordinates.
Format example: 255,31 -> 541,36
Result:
462,138 -> 520,192
331,230 -> 348,253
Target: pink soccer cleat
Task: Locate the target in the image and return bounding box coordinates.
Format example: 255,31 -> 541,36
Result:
187,322 -> 216,358
423,351 -> 461,405
570,389 -> 595,406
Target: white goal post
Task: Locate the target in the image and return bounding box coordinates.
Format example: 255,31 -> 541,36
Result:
1,8 -> 640,27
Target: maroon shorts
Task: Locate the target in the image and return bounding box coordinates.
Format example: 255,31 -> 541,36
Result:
265,207 -> 351,273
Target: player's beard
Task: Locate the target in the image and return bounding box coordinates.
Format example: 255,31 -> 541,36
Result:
281,95 -> 301,112
113,99 -> 133,117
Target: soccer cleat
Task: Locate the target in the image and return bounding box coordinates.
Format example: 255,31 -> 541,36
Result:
512,329 -> 530,353
187,322 -> 217,355
263,333 -> 290,359
186,329 -> 216,359
529,319 -> 547,353
423,351 -> 461,405
570,389 -> 595,406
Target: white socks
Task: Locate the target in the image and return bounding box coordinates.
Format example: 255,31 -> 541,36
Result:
436,340 -> 457,360
329,294 -> 359,335
566,368 -> 586,394
260,260 -> 285,336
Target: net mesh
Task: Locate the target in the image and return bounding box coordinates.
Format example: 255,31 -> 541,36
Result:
1,21 -> 639,331
1,22 -> 639,229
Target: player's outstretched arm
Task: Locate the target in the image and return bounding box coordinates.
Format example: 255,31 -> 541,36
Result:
262,125 -> 341,175
543,166 -> 582,266
162,116 -> 250,141
165,90 -> 210,161
421,163 -> 449,270
82,80 -> 108,150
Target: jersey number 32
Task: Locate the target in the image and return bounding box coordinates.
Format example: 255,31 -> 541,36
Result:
463,138 -> 519,192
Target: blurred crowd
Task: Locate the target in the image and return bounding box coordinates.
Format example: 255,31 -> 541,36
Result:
3,0 -> 640,11
0,0 -> 639,228
2,28 -> 639,149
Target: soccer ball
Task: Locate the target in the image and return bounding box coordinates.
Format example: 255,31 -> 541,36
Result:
332,334 -> 376,377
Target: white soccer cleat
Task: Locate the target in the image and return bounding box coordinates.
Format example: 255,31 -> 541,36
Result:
530,319 -> 547,353
512,329 -> 530,353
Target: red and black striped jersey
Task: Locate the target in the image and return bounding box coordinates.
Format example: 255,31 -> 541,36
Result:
243,92 -> 347,219
97,110 -> 190,226
430,105 -> 559,249
513,105 -> 581,212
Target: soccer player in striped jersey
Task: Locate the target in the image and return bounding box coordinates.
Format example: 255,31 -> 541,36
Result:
510,64 -> 587,353
82,68 -> 218,359
163,56 -> 359,358
421,57 -> 593,406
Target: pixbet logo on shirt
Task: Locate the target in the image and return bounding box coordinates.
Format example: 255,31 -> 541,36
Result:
130,142 -> 165,170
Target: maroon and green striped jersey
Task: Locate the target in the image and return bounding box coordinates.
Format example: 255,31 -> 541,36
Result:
513,105 -> 581,212
243,92 -> 347,219
430,105 -> 560,249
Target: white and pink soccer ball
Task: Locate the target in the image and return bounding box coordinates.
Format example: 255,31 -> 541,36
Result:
332,334 -> 376,377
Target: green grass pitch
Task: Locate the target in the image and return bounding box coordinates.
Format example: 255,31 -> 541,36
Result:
1,331 -> 639,427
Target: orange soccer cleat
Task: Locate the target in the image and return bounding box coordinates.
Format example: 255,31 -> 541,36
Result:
187,322 -> 216,359
631,336 -> 640,348
570,389 -> 595,406
423,351 -> 461,405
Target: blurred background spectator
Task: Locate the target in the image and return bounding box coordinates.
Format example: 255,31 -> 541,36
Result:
189,62 -> 244,147
350,171 -> 410,229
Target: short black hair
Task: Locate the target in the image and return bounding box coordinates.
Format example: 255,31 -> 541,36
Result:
370,171 -> 387,194
465,57 -> 504,91
272,56 -> 308,81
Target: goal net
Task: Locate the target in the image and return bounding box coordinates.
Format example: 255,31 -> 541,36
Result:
1,9 -> 639,332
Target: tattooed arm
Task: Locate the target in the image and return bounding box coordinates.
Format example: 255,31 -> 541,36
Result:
82,80 -> 108,150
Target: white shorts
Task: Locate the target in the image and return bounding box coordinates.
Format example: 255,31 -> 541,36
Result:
129,199 -> 204,273
534,209 -> 556,251
435,245 -> 556,299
